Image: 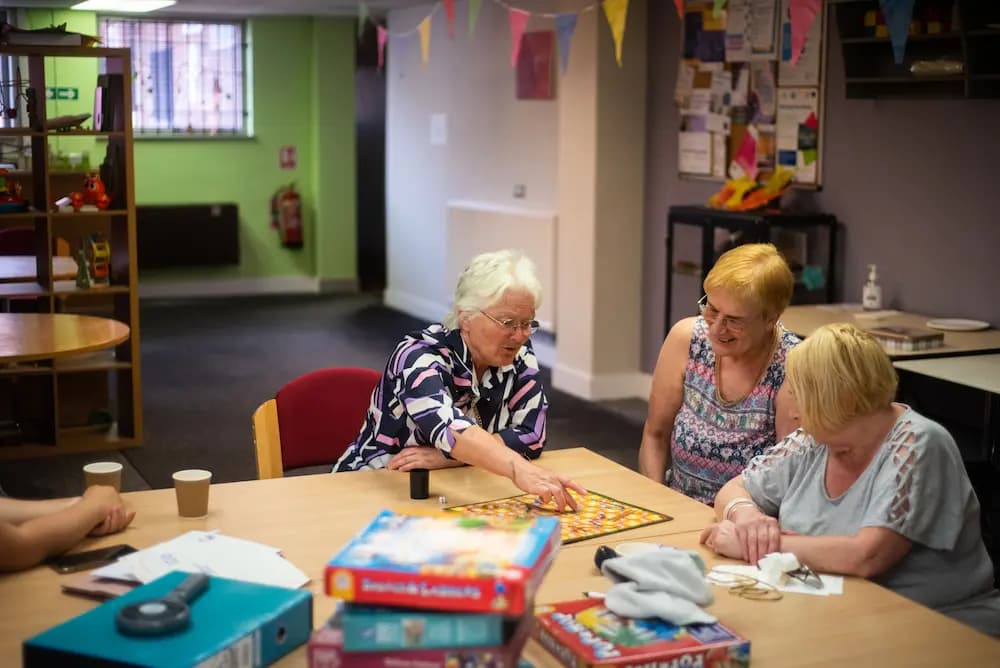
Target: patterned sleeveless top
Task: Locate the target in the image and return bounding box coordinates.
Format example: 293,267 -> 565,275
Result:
669,317 -> 799,505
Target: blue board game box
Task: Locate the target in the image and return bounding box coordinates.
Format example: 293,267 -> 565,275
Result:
24,571 -> 312,668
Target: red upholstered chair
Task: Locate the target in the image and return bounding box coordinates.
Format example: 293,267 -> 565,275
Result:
252,367 -> 381,479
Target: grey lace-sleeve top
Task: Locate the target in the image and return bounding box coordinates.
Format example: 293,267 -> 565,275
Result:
742,406 -> 1000,636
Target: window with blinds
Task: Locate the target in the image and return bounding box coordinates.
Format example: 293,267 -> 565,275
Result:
99,17 -> 247,136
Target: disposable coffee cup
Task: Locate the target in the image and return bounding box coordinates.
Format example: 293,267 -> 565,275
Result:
173,469 -> 212,518
83,461 -> 123,492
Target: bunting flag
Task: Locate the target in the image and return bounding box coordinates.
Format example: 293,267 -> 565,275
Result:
674,0 -> 684,19
377,25 -> 388,70
418,15 -> 431,67
603,0 -> 629,67
469,0 -> 482,36
713,0 -> 727,18
789,0 -> 821,66
508,8 -> 529,68
358,1 -> 369,38
880,0 -> 916,64
443,0 -> 456,38
555,13 -> 578,74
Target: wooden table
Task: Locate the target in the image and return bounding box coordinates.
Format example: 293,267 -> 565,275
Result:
780,304 -> 1000,358
1,448 -> 996,667
0,255 -> 77,284
0,313 -> 130,363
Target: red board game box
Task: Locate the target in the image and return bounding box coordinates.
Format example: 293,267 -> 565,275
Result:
308,607 -> 533,668
325,510 -> 560,614
534,599 -> 750,668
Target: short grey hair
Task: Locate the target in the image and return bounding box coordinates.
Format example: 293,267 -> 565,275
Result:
443,249 -> 542,329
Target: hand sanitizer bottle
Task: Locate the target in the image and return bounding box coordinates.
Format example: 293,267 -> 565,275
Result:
862,264 -> 882,311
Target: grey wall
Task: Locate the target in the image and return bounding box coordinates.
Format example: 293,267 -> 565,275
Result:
642,2 -> 1000,372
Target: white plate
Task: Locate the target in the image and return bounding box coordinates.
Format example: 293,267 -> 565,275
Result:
925,318 -> 990,332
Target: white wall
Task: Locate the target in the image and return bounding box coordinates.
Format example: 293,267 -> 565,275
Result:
384,1 -> 560,320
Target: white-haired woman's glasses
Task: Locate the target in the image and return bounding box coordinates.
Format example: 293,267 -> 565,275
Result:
479,310 -> 540,335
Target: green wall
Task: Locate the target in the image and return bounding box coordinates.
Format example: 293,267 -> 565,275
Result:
26,11 -> 357,286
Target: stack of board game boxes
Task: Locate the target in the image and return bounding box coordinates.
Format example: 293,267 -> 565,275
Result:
310,509 -> 560,667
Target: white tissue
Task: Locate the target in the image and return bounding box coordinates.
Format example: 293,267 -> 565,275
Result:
756,552 -> 801,587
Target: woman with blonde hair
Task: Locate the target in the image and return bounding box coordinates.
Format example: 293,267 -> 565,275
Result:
702,323 -> 1000,636
639,243 -> 799,504
335,249 -> 584,511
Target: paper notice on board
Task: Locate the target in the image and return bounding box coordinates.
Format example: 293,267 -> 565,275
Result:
750,62 -> 777,123
725,0 -> 751,62
776,87 -> 819,183
748,0 -> 780,60
675,61 -> 695,104
680,131 -> 712,175
711,132 -> 728,177
779,0 -> 822,86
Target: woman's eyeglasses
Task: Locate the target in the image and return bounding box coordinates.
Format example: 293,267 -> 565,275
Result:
697,295 -> 758,334
479,310 -> 540,335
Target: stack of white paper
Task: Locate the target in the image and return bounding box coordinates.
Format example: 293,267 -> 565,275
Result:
92,531 -> 309,589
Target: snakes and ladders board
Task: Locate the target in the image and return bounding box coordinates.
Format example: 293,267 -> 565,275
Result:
446,491 -> 672,545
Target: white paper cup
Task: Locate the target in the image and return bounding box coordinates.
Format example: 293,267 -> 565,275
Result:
83,461 -> 123,492
173,469 -> 212,518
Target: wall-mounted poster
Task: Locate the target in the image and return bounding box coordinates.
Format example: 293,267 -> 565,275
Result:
517,32 -> 555,100
676,0 -> 825,186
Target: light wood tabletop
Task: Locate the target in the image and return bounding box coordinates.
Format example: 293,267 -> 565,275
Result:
780,304 -> 1000,358
1,448 -> 996,666
0,313 -> 130,363
0,255 -> 77,284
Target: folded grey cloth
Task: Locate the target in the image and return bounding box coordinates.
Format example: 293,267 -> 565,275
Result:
601,548 -> 717,625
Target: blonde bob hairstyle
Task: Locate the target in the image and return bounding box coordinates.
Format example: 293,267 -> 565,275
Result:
703,243 -> 794,319
786,323 -> 898,435
443,249 -> 542,329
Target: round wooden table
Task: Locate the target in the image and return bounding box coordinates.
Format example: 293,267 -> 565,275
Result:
0,313 -> 130,363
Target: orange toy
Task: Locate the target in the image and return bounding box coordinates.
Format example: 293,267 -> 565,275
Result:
70,171 -> 111,211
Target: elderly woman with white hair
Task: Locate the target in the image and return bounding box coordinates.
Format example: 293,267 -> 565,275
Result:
334,249 -> 585,510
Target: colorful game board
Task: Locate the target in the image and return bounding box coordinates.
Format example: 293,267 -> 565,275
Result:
446,491 -> 672,545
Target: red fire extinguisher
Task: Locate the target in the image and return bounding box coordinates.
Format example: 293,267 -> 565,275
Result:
270,184 -> 303,248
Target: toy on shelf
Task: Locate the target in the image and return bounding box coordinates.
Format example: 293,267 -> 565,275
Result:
70,171 -> 111,211
707,167 -> 795,212
74,248 -> 92,289
0,168 -> 27,213
87,234 -> 110,284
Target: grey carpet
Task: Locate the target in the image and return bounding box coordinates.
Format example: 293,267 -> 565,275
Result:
0,294 -> 647,497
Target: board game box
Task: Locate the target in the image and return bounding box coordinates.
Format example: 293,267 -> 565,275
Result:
325,510 -> 560,614
335,601 -> 513,651
533,599 -> 750,668
446,490 -> 672,544
867,326 -> 944,352
309,607 -> 533,668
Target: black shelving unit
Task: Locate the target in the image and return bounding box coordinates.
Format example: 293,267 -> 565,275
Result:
664,206 -> 838,335
833,0 -> 1000,99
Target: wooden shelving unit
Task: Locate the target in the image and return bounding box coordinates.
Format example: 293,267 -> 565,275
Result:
833,0 -> 1000,98
0,46 -> 141,460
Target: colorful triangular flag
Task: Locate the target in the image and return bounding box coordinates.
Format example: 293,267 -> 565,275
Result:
674,0 -> 684,19
377,25 -> 387,70
469,0 -> 482,36
880,0 -> 916,64
358,1 -> 369,38
508,8 -> 529,68
789,0 -> 821,66
603,0 -> 630,67
418,15 -> 431,67
443,0 -> 456,38
555,13 -> 578,75
713,0 -> 727,18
